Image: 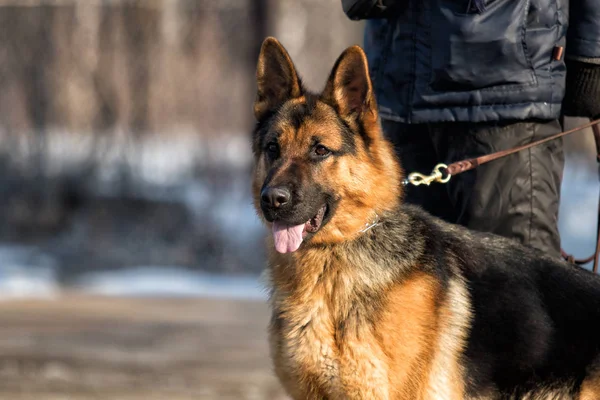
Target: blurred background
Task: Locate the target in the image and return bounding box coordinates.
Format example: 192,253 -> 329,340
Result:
0,0 -> 597,399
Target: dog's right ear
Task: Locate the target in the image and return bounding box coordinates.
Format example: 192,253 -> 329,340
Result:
321,45 -> 377,124
254,37 -> 302,121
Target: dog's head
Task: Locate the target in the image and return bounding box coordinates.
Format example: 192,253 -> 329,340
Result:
251,37 -> 402,254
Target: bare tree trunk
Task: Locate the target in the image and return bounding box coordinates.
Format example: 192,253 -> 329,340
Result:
17,6 -> 55,180
250,0 -> 268,65
122,4 -> 159,135
93,6 -> 119,134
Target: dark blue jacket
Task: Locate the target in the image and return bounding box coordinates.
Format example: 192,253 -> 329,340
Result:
342,0 -> 600,123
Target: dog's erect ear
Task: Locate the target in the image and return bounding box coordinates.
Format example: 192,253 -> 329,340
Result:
321,46 -> 377,122
254,37 -> 302,121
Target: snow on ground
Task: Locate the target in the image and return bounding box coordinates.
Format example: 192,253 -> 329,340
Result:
0,245 -> 59,300
72,266 -> 268,300
0,245 -> 268,300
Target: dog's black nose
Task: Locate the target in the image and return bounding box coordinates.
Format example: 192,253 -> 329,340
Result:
261,187 -> 291,208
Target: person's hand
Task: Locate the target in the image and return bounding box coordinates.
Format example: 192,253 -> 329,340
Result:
563,60 -> 600,120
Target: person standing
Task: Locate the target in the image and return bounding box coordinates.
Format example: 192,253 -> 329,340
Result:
341,0 -> 600,258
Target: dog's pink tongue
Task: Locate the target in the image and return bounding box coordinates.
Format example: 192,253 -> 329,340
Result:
272,222 -> 305,253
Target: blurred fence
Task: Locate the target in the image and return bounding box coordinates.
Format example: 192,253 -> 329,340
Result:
0,0 -> 364,282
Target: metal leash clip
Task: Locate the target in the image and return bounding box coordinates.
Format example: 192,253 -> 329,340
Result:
403,163 -> 451,186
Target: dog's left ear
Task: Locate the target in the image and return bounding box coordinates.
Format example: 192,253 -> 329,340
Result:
321,46 -> 377,123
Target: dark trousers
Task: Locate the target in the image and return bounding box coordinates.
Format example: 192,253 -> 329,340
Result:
381,119 -> 565,257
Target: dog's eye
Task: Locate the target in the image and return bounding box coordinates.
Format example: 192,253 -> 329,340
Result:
266,142 -> 279,158
314,145 -> 331,157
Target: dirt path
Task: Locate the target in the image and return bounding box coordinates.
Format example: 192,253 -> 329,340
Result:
0,295 -> 287,399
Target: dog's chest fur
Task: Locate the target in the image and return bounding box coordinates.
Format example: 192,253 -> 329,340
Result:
267,250 -> 392,399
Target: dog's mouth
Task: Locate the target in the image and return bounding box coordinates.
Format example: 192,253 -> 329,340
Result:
272,204 -> 328,254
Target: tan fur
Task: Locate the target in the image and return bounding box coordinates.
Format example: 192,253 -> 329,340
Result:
425,279 -> 471,399
579,373 -> 600,400
312,133 -> 401,245
299,102 -> 348,151
380,277 -> 471,400
267,247 -> 471,399
268,249 -> 395,399
377,273 -> 440,399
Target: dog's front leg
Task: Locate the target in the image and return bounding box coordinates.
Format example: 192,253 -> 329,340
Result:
336,340 -> 391,400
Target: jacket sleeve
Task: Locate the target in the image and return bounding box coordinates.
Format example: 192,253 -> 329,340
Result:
562,0 -> 600,119
341,0 -> 400,20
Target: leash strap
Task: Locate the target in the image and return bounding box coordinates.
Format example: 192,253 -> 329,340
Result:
403,118 -> 600,269
445,118 -> 600,177
405,118 -> 600,186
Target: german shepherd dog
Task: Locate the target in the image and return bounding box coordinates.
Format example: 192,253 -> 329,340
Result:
251,37 -> 600,400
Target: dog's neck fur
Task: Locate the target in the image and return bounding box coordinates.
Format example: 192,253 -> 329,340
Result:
267,205 -> 422,300
359,211 -> 381,233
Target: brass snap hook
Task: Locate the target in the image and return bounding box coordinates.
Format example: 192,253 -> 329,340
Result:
406,163 -> 451,186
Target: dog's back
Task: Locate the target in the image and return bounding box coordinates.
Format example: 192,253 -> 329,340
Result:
251,37 -> 600,399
